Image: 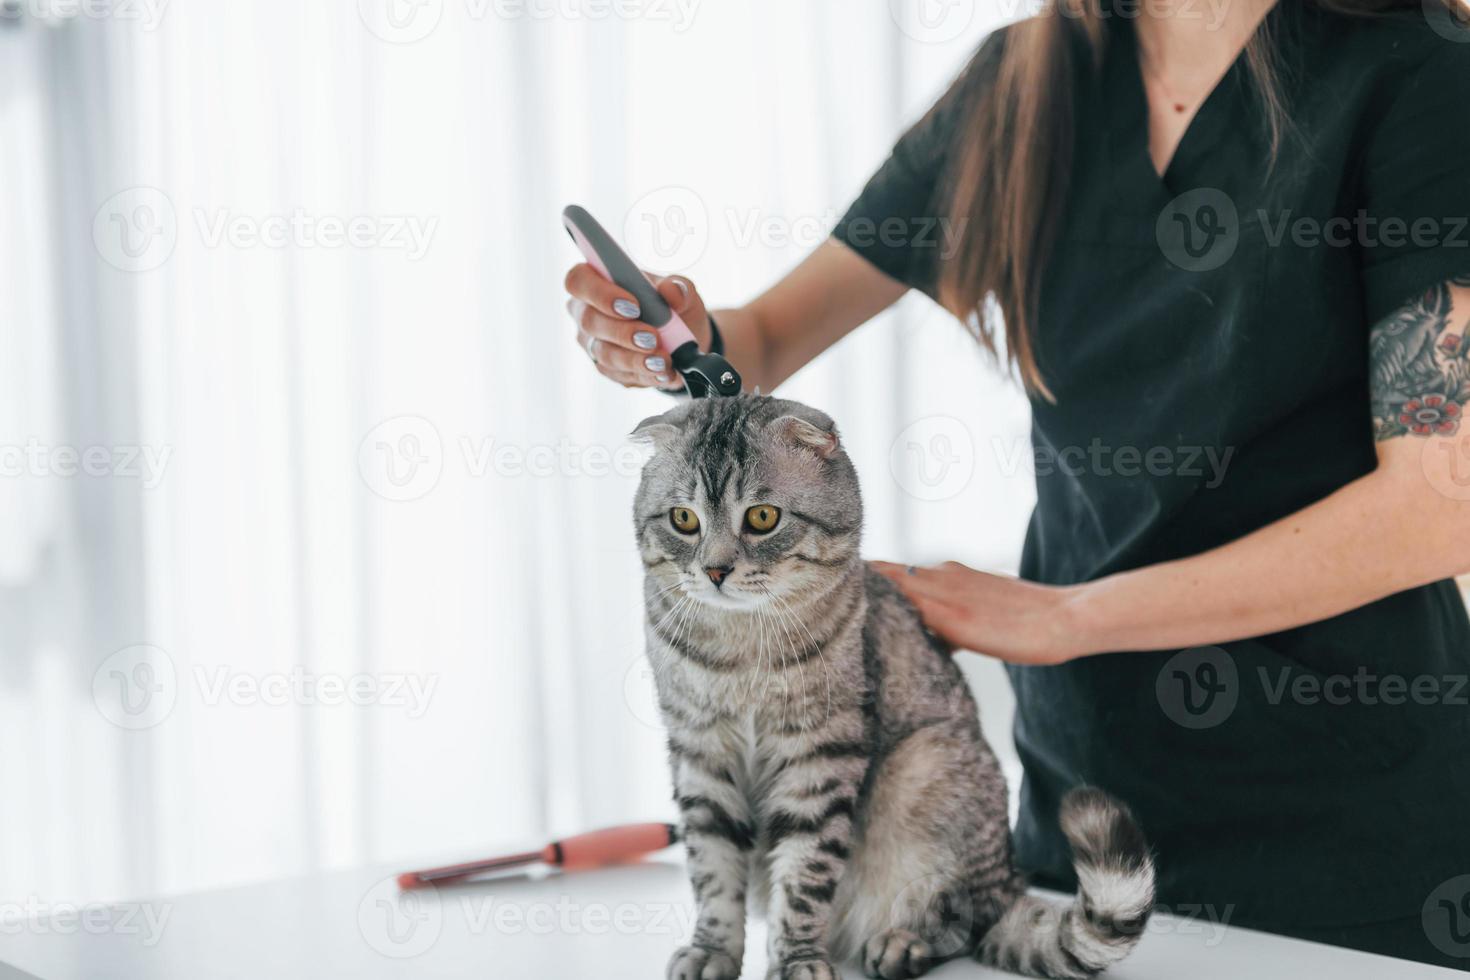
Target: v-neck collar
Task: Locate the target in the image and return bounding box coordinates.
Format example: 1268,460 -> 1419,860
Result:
1108,5 -> 1285,194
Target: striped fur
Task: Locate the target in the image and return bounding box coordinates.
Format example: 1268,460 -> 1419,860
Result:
634,397 -> 1154,980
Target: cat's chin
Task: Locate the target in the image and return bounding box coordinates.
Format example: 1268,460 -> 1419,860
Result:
690,588 -> 765,612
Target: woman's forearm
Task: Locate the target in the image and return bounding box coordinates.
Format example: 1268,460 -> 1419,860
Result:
718,239 -> 909,393
1068,448 -> 1470,655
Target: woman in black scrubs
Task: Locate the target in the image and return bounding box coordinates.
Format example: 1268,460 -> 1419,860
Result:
565,0 -> 1470,969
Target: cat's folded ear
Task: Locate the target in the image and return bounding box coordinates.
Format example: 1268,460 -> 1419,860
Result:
629,404 -> 694,451
768,411 -> 841,459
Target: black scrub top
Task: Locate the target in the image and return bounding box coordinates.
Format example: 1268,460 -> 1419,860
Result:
836,4 -> 1470,932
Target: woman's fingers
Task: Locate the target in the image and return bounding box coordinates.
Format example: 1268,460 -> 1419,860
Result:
873,561 -> 942,603
564,264 -> 707,390
872,560 -> 946,590
906,592 -> 972,644
565,263 -> 644,322
652,275 -> 712,348
567,295 -> 661,354
576,325 -> 675,387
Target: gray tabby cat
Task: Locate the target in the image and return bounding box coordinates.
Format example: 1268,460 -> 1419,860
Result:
633,395 -> 1155,980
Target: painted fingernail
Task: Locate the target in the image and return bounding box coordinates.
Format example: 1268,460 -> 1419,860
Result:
613,299 -> 641,319
633,331 -> 657,350
670,278 -> 690,299
657,374 -> 671,384
644,356 -> 667,372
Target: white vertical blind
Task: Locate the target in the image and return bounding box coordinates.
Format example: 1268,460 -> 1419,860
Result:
1,0 -> 1030,904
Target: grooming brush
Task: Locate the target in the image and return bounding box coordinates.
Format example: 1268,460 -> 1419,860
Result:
396,822 -> 681,889
562,204 -> 741,398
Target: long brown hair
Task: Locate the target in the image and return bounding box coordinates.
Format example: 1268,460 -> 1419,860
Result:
936,0 -> 1439,398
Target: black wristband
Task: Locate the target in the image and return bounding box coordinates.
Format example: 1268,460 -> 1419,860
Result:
706,313 -> 725,356
662,315 -> 724,397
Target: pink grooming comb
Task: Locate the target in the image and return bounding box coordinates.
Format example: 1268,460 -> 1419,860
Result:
562,204 -> 741,398
396,822 -> 680,889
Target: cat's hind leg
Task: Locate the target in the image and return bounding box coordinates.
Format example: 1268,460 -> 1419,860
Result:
828,722 -> 1019,979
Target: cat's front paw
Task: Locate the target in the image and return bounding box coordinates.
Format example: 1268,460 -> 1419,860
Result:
766,957 -> 838,980
862,929 -> 932,979
668,944 -> 741,980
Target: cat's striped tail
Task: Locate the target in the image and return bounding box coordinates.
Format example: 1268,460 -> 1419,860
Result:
977,787 -> 1155,979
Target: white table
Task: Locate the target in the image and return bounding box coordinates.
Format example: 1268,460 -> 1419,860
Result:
0,858 -> 1459,979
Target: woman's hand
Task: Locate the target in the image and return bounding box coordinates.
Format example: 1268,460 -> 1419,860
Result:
564,265 -> 712,390
871,561 -> 1085,666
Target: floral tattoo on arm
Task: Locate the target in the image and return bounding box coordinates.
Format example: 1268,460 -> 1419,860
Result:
1370,273 -> 1470,441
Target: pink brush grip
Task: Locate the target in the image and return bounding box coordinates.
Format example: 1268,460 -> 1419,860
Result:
566,225 -> 698,351
659,311 -> 698,351
549,823 -> 677,870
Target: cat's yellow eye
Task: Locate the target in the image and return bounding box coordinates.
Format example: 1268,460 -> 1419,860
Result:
669,507 -> 700,534
744,504 -> 781,534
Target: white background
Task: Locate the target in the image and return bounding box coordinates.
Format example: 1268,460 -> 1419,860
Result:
0,0 -> 1038,907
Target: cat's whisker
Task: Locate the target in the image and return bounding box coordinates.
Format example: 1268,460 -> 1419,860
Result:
650,577 -> 688,598
757,585 -> 810,732
649,588 -> 692,635
754,604 -> 779,711
772,587 -> 835,727
747,607 -> 765,710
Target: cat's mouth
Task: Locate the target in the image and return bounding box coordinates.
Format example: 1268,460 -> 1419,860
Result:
691,580 -> 766,610
676,570 -> 781,611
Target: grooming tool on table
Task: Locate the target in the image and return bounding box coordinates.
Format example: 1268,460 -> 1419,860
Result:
396,822 -> 680,889
562,204 -> 741,398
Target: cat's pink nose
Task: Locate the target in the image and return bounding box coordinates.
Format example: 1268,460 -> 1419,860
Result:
705,565 -> 733,587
